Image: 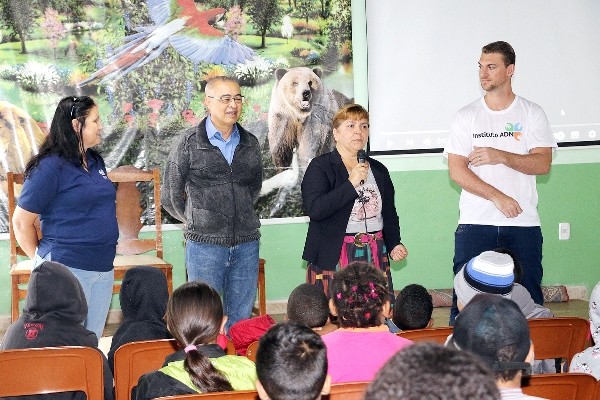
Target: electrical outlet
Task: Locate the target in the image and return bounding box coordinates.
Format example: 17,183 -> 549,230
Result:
559,223 -> 570,240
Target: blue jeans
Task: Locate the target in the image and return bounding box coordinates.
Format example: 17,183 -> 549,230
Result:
450,224 -> 543,325
33,250 -> 113,340
186,239 -> 260,332
67,267 -> 114,340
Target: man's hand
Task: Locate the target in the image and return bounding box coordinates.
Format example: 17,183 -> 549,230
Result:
469,146 -> 552,175
490,192 -> 523,218
469,146 -> 506,166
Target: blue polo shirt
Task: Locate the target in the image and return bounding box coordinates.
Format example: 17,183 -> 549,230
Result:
18,153 -> 118,271
206,117 -> 240,164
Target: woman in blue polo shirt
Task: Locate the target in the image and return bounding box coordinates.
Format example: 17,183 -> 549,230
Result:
12,96 -> 118,339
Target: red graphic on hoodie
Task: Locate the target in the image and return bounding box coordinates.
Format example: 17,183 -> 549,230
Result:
24,322 -> 44,340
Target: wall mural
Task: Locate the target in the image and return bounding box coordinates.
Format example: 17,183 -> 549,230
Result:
0,0 -> 353,231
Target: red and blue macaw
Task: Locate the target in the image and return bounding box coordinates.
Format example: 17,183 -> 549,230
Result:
79,0 -> 254,85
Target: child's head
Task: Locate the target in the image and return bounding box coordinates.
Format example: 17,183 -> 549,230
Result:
120,266 -> 169,322
329,261 -> 389,328
492,247 -> 523,284
166,281 -> 232,392
364,342 -> 500,399
454,251 -> 514,310
287,283 -> 329,329
450,293 -> 533,383
256,322 -> 329,400
393,284 -> 433,330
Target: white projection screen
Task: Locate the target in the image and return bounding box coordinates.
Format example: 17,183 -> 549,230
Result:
366,0 -> 600,154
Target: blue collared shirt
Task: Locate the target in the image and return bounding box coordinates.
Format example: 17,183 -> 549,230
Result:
206,117 -> 240,165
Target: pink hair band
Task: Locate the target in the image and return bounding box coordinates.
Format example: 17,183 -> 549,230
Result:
184,344 -> 197,353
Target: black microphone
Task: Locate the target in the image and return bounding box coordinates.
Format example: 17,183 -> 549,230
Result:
357,149 -> 367,185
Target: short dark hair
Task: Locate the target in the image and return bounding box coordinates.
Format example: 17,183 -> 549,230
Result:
364,342 -> 500,400
330,261 -> 388,328
287,283 -> 329,328
482,41 -> 516,67
451,293 -> 531,382
256,322 -> 328,400
393,284 -> 433,330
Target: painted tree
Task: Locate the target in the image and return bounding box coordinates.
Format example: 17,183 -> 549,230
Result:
322,0 -> 352,70
41,8 -> 66,58
246,0 -> 284,49
225,5 -> 245,41
0,0 -> 39,54
280,15 -> 293,43
298,0 -> 314,24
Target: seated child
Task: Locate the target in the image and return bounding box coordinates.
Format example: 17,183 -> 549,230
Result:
449,293 -> 541,399
392,284 -> 434,331
134,281 -> 256,399
569,281 -> 600,379
322,261 -> 413,383
1,261 -> 114,400
365,342 -> 500,400
287,283 -> 337,335
108,266 -> 171,374
256,322 -> 331,400
454,251 -> 553,319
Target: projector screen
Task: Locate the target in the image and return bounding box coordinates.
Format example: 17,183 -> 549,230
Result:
366,0 -> 600,154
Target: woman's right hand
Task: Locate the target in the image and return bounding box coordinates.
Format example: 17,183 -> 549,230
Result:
348,161 -> 369,187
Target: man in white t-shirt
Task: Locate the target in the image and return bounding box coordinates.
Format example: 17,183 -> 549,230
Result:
444,41 -> 557,324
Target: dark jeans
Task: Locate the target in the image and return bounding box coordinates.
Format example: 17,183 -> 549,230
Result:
449,224 -> 543,325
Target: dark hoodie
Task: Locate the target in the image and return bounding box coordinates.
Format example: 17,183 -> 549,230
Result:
0,261 -> 114,400
107,266 -> 171,374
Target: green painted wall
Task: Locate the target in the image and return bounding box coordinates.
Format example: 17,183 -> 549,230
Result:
2,162 -> 598,317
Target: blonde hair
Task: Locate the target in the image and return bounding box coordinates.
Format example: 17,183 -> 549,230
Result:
332,104 -> 369,129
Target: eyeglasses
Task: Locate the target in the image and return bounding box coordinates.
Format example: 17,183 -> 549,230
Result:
206,95 -> 244,104
70,97 -> 79,118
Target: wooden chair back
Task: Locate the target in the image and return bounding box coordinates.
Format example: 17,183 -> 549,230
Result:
7,171 -> 39,322
528,317 -> 589,364
0,346 -> 104,400
245,340 -> 259,362
108,165 -> 173,294
151,382 -> 369,400
396,326 -> 453,345
155,392 -> 259,400
114,338 -> 239,400
328,382 -> 369,400
114,339 -> 179,400
521,372 -> 597,399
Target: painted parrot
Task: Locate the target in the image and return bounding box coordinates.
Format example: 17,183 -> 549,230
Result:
78,0 -> 254,85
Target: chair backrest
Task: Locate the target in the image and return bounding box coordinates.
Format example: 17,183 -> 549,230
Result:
114,338 -> 179,400
328,382 -> 369,400
7,171 -> 41,264
245,340 -> 259,362
0,346 -> 104,400
159,391 -> 261,400
107,165 -> 163,258
521,372 -> 597,400
396,326 -> 453,345
528,317 -> 590,363
155,391 -> 260,400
